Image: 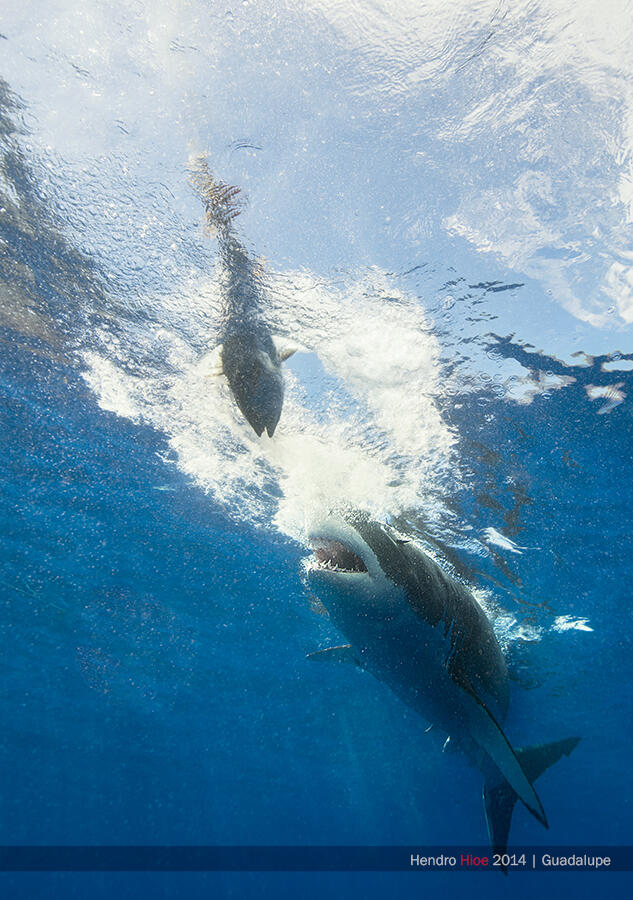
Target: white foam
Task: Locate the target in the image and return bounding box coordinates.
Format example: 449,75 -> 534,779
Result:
81,352 -> 140,420
81,266 -> 457,542
552,615 -> 594,633
483,527 -> 535,555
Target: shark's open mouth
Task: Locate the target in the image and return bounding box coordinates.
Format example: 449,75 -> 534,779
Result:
310,539 -> 368,573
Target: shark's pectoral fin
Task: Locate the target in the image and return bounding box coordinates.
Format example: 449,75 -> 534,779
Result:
306,644 -> 362,666
272,336 -> 300,362
454,672 -> 547,828
201,344 -> 224,377
308,595 -> 329,618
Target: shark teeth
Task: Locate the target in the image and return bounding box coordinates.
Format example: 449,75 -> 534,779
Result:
310,539 -> 368,573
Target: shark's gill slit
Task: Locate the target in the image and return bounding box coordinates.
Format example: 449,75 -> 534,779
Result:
311,540 -> 368,573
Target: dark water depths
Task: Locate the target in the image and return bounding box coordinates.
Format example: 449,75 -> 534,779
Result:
2,2 -> 633,894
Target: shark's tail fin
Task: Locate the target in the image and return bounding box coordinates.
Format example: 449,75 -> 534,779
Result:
187,153 -> 245,236
483,736 -> 580,873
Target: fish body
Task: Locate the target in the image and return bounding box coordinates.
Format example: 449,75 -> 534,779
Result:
190,156 -> 295,437
219,327 -> 286,438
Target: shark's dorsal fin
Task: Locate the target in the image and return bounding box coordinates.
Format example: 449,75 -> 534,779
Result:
306,644 -> 361,666
453,670 -> 548,828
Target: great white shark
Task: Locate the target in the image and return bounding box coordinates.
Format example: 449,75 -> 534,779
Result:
305,509 -> 580,863
190,156 -> 296,437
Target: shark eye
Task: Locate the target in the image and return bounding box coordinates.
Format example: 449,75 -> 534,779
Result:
311,539 -> 368,573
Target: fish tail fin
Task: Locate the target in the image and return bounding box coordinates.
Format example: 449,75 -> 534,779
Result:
187,153 -> 245,235
483,736 -> 580,873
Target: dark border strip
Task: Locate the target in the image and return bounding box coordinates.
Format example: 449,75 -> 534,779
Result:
0,846 -> 628,872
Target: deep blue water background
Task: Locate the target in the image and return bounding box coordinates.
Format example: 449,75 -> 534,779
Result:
3,1 -> 633,894
2,310 -> 632,898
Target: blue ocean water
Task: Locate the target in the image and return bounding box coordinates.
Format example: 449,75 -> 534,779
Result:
2,2 -> 633,897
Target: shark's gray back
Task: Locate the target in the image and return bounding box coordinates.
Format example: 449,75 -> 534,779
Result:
351,516 -> 510,722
